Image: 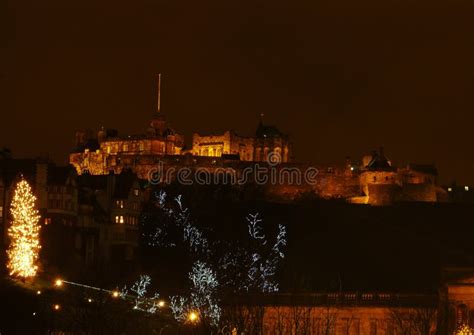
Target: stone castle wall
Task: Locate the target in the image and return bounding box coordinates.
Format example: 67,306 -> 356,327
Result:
70,153 -> 437,205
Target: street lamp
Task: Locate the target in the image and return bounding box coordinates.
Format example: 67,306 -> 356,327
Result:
188,311 -> 199,323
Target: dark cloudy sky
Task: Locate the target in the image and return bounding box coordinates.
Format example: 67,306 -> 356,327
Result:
1,0 -> 473,184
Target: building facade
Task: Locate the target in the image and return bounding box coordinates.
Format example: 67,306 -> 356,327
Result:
234,269 -> 474,334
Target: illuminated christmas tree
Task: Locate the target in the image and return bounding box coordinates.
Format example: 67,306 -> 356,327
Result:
7,178 -> 41,279
456,325 -> 474,335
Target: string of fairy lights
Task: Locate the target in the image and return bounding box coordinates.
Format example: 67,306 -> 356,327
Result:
49,277 -> 199,323
50,277 -> 128,308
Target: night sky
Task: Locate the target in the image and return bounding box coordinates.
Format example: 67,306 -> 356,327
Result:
1,0 -> 473,185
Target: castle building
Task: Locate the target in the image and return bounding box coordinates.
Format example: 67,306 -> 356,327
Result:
191,119 -> 291,162
352,148 -> 440,205
70,78 -> 291,176
72,108 -> 185,176
69,80 -> 441,206
70,118 -> 291,177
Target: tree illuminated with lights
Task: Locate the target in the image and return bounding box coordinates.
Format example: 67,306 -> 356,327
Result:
456,325 -> 474,335
7,178 -> 41,279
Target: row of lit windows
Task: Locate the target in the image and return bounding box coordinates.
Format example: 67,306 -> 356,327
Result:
105,142 -> 147,154
198,146 -> 288,162
114,215 -> 138,225
200,147 -> 223,157
105,141 -> 177,154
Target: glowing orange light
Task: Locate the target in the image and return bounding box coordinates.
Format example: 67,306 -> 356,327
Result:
158,300 -> 165,308
54,279 -> 63,287
88,298 -> 92,303
112,291 -> 120,298
7,179 -> 41,279
36,290 -> 41,295
53,304 -> 60,311
188,311 -> 199,322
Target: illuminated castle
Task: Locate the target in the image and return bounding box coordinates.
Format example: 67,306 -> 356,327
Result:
69,79 -> 442,205
191,116 -> 291,163
71,113 -> 291,170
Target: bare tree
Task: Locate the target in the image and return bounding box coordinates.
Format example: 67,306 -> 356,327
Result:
316,306 -> 339,335
389,307 -> 437,335
289,305 -> 313,335
222,304 -> 265,335
272,306 -> 288,335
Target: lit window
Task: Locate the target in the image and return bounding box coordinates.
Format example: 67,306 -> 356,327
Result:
465,186 -> 470,192
0,206 -> 2,218
115,216 -> 119,223
133,189 -> 139,196
45,218 -> 51,225
116,200 -> 124,208
448,188 -> 452,192
119,216 -> 124,224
